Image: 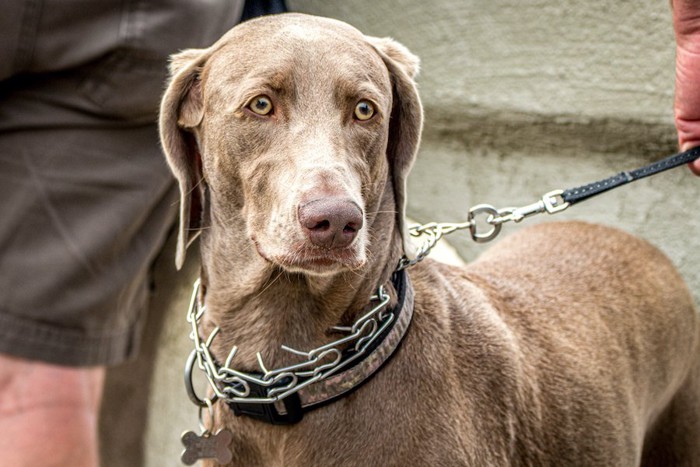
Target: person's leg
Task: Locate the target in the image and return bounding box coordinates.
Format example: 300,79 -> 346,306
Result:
0,3 -> 245,465
0,354 -> 105,467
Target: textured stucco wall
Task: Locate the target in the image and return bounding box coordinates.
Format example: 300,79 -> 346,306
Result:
290,0 -> 677,128
101,2 -> 700,465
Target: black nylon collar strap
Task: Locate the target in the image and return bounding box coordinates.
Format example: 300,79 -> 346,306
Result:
561,146 -> 700,205
225,269 -> 413,425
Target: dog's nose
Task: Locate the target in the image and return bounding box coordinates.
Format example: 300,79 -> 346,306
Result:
298,198 -> 363,249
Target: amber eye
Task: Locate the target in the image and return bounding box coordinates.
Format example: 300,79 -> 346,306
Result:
249,95 -> 273,116
354,100 -> 375,121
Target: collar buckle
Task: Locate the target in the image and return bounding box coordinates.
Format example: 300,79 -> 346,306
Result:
228,383 -> 303,425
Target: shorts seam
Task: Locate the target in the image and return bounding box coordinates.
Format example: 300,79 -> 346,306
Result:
0,308 -> 142,367
14,0 -> 43,72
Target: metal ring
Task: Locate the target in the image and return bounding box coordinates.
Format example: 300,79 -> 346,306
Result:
185,349 -> 213,408
468,204 -> 502,243
198,397 -> 215,433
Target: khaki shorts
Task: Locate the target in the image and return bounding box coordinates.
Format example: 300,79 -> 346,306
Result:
0,0 -> 243,366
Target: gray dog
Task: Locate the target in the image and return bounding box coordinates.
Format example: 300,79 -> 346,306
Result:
160,13 -> 700,466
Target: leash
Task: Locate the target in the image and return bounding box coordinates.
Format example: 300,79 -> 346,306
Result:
398,147 -> 700,269
561,147 -> 700,204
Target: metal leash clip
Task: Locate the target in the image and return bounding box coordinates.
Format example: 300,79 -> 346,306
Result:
398,190 -> 569,269
468,190 -> 569,243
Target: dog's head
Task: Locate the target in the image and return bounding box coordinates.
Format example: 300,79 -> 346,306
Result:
160,13 -> 422,277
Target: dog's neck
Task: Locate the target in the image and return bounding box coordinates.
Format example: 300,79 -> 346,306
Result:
198,183 -> 403,370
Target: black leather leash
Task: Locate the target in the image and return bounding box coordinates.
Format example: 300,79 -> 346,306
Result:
561,146 -> 700,205
408,146 -> 700,248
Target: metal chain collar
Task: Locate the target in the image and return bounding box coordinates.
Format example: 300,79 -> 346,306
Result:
185,278 -> 394,408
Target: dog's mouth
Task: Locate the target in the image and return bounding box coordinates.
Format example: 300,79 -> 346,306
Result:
252,238 -> 365,274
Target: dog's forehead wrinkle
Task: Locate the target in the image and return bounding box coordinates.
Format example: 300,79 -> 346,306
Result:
217,22 -> 366,65
266,14 -> 367,48
298,48 -> 389,97
219,21 -> 381,71
274,22 -> 334,44
205,31 -> 390,123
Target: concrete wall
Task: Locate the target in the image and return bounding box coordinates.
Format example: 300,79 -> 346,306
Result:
291,0 -> 677,126
100,1 -> 700,465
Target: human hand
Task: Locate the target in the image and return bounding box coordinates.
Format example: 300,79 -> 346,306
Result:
672,0 -> 700,175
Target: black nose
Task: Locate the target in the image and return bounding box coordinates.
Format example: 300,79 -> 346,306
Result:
298,198 -> 364,249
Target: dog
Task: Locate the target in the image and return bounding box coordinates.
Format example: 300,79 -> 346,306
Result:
159,13 -> 700,466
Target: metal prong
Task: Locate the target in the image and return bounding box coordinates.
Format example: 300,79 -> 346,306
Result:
204,327 -> 221,347
280,345 -> 309,358
224,346 -> 238,368
256,352 -> 269,375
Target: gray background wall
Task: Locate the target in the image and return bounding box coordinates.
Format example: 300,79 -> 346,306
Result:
100,1 -> 700,465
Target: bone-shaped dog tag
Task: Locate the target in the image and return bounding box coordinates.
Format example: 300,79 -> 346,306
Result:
181,429 -> 233,465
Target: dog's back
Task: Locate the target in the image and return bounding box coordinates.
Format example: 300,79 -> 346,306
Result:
415,220 -> 700,464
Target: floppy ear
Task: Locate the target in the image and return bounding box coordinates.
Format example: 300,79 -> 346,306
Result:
159,47 -> 211,269
367,37 -> 424,260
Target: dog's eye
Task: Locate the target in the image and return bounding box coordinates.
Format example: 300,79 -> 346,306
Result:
354,100 -> 375,121
249,95 -> 273,116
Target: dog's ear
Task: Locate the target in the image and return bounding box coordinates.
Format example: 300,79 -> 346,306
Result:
367,37 -> 423,260
159,47 -> 211,269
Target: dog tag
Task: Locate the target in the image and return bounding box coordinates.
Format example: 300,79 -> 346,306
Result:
181,429 -> 233,465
